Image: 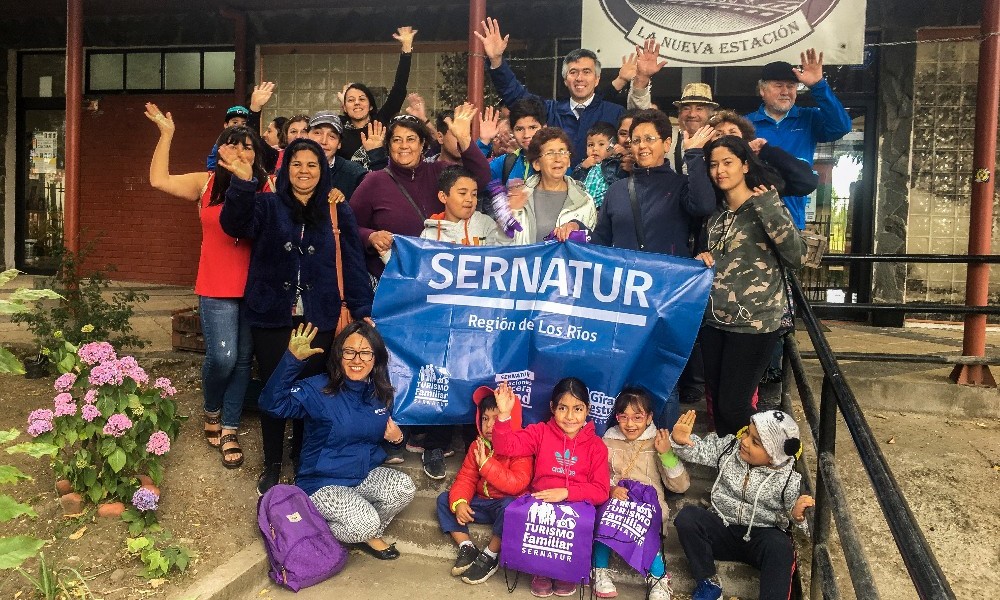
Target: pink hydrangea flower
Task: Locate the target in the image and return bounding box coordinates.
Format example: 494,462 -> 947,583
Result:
54,373 -> 77,392
154,377 -> 177,398
27,419 -> 53,437
145,431 -> 171,456
88,361 -> 124,387
54,399 -> 77,417
28,408 -> 54,423
77,342 -> 117,365
84,389 -> 98,404
81,404 -> 101,423
117,356 -> 149,385
102,413 -> 133,437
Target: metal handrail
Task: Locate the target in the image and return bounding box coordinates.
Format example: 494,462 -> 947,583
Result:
784,272 -> 956,599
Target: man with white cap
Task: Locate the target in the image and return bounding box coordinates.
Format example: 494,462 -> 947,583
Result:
746,49 -> 851,229
671,82 -> 719,175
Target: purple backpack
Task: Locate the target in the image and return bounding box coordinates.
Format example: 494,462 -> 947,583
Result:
500,494 -> 596,584
257,484 -> 347,591
595,479 -> 663,576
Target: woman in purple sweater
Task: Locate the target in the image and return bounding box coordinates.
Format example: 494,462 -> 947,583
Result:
349,103 -> 491,278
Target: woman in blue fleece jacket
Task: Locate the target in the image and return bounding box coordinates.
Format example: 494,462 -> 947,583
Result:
219,138 -> 374,496
261,321 -> 414,560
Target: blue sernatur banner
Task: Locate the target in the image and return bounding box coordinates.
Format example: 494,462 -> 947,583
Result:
372,236 -> 713,435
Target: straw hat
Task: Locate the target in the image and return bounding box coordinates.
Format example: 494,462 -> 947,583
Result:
672,82 -> 719,108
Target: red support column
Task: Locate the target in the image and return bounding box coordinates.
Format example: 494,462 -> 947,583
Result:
467,0 -> 486,139
951,0 -> 1000,387
220,8 -> 247,106
64,0 -> 83,256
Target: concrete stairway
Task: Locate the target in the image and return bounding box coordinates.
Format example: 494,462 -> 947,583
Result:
382,446 -> 762,599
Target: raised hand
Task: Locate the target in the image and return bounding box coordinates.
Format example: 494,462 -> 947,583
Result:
795,48 -> 824,87
479,106 -> 501,144
610,486 -> 629,501
404,92 -> 429,123
473,439 -> 490,469
792,494 -> 815,522
144,103 -> 175,136
288,322 -> 325,361
750,185 -> 771,197
250,81 -> 276,112
671,410 -> 697,446
360,120 -> 386,150
217,143 -> 254,181
654,429 -> 672,453
393,26 -> 418,53
494,381 -> 516,417
337,83 -> 351,108
531,488 -> 569,503
473,18 -> 509,67
635,37 -> 667,88
618,52 -> 638,83
445,103 -> 476,150
748,137 -> 768,154
683,125 -> 715,150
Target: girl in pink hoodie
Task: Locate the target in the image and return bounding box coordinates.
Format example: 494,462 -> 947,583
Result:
492,377 -> 611,598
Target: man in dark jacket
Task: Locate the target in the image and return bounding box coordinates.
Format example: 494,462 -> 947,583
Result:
307,111 -> 372,202
474,18 -> 659,165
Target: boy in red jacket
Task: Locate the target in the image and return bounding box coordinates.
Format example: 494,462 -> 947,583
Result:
437,386 -> 533,585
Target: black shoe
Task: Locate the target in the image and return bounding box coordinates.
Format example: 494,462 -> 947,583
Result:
451,543 -> 480,576
256,463 -> 282,497
422,448 -> 446,480
461,551 -> 499,584
352,541 -> 400,560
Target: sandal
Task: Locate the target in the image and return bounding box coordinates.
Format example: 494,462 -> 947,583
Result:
204,411 -> 222,447
220,433 -> 244,469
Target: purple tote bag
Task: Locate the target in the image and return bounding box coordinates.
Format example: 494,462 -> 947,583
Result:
500,494 -> 596,584
594,479 -> 662,576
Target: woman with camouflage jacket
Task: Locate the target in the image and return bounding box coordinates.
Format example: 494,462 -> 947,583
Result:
695,135 -> 806,436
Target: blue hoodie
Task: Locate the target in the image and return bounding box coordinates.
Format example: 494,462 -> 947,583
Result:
261,351 -> 390,495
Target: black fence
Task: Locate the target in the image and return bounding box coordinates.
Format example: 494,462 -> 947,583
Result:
781,271 -> 956,599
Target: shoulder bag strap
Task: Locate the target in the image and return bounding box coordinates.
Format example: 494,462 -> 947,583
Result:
385,168 -> 427,223
627,176 -> 646,250
328,200 -> 347,312
502,152 -> 518,184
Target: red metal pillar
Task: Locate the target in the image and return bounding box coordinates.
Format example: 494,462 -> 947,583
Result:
220,8 -> 247,106
64,0 -> 82,256
467,0 -> 486,139
951,0 -> 1000,387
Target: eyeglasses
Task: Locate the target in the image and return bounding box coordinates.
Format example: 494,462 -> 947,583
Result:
341,348 -> 374,361
615,412 -> 648,424
540,149 -> 571,159
629,135 -> 662,146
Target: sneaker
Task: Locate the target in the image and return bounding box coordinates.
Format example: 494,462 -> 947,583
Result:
552,580 -> 577,596
461,550 -> 499,584
692,576 -> 722,600
592,568 -> 617,598
256,463 -> 282,496
405,442 -> 425,454
647,573 -> 673,600
422,448 -> 446,480
451,544 -> 479,576
383,445 -> 405,465
530,575 -> 554,597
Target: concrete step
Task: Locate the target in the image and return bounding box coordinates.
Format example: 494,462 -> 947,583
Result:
381,468 -> 761,599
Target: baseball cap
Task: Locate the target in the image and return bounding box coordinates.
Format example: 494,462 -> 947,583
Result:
308,111 -> 344,134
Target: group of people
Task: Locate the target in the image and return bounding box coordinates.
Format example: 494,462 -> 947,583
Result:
146,17 -> 853,600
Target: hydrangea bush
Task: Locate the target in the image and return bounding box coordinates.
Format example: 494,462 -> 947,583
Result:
26,341 -> 184,507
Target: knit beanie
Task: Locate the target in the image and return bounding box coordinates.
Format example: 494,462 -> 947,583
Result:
750,410 -> 801,467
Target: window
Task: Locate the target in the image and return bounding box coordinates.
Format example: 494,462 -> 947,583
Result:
86,49 -> 235,93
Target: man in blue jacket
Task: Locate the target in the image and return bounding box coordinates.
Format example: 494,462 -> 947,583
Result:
474,18 -> 661,165
746,49 -> 852,229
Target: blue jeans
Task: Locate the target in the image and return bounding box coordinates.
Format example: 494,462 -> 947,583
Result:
199,297 -> 253,430
653,386 -> 680,431
436,491 -> 514,538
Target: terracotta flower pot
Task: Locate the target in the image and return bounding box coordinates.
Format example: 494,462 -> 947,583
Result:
141,483 -> 161,497
136,474 -> 154,487
97,501 -> 126,518
55,479 -> 73,495
59,492 -> 84,516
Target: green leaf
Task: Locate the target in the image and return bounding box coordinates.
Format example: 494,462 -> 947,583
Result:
0,429 -> 20,445
108,448 -> 126,473
0,348 -> 26,375
174,548 -> 190,571
0,466 -> 32,486
127,536 -> 152,553
99,438 -> 116,457
87,485 -> 104,504
128,520 -> 145,537
147,462 -> 163,486
0,495 -> 37,522
83,468 -> 96,487
56,353 -> 76,374
0,268 -> 22,287
0,535 -> 46,569
6,442 -> 58,458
